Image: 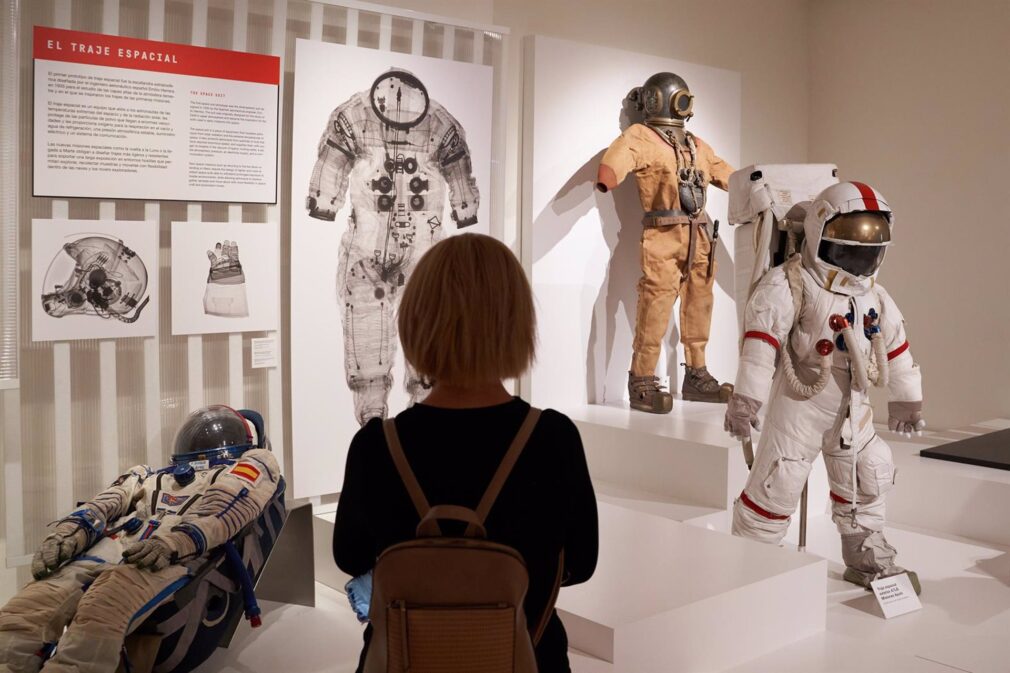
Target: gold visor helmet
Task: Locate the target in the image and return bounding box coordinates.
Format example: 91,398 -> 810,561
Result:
818,211 -> 892,278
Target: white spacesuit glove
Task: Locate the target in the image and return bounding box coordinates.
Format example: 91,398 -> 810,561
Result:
888,401 -> 926,438
724,393 -> 763,442
203,240 -> 249,318
122,531 -> 198,572
31,521 -> 91,580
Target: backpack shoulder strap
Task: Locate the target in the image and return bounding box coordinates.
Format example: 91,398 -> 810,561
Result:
465,408 -> 542,536
383,418 -> 430,520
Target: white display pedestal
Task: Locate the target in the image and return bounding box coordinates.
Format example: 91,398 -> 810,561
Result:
309,415 -> 1010,672
557,503 -> 826,672
887,419 -> 1010,547
566,400 -> 831,527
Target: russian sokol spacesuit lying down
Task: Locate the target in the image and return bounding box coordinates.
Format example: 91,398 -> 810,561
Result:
725,181 -> 926,593
0,406 -> 281,673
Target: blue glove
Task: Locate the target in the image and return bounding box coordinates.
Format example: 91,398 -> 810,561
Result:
345,571 -> 373,623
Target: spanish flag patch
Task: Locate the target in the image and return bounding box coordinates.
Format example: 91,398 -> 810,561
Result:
231,462 -> 261,484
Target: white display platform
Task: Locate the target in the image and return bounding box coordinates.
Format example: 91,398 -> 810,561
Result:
312,501 -> 827,673
307,411 -> 1010,672
556,502 -> 826,672
723,515 -> 1010,673
565,400 -> 831,521
312,509 -> 351,594
887,419 -> 1010,547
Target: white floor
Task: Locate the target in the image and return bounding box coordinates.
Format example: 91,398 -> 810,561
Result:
200,582 -> 619,673
202,512 -> 1010,673
724,515 -> 1010,673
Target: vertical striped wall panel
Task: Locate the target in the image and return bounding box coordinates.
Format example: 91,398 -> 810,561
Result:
2,0 -> 506,566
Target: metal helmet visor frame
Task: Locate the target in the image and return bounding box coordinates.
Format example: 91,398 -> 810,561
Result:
170,444 -> 254,466
671,89 -> 695,120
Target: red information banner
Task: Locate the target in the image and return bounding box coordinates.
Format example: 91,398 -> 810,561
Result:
34,26 -> 280,85
33,24 -> 280,202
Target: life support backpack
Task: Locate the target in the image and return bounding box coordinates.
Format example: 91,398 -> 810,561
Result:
364,408 -> 556,673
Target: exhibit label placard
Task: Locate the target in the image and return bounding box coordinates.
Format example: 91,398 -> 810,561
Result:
871,573 -> 922,619
33,26 -> 279,203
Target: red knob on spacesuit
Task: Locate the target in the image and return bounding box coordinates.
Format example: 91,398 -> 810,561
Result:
815,339 -> 835,356
828,314 -> 849,332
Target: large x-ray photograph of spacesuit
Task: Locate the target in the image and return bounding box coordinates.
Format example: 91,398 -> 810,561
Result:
290,39 -> 493,498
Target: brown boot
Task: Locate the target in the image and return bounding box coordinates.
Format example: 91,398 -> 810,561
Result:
681,366 -> 733,403
628,372 -> 673,414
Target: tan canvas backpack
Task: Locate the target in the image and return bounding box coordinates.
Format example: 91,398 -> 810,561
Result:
363,408 -> 552,673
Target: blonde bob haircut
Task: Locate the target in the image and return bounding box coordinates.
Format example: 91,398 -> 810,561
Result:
398,233 -> 536,387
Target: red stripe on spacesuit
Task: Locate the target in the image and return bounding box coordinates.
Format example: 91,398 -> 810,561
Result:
850,182 -> 880,211
739,491 -> 789,520
830,491 -> 852,505
887,341 -> 909,360
744,331 -> 781,350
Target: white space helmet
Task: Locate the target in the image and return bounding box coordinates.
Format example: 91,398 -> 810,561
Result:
803,181 -> 894,289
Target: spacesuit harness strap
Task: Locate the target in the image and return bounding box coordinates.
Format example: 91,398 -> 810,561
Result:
641,209 -> 696,227
782,254 -> 805,318
758,254 -> 837,399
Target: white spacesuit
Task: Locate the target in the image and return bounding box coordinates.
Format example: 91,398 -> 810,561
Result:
307,68 -> 480,424
725,181 -> 925,592
0,406 -> 281,673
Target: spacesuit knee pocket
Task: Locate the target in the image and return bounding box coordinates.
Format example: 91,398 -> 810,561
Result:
857,440 -> 895,498
761,457 -> 812,513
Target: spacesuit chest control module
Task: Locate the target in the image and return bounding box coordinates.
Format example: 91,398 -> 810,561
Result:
725,181 -> 926,594
0,406 -> 282,673
596,72 -> 735,413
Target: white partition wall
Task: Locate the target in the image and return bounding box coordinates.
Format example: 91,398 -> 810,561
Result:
524,35 -> 742,409
1,0 -> 291,570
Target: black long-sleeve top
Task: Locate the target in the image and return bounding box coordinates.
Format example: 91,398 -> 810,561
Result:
333,397 -> 599,673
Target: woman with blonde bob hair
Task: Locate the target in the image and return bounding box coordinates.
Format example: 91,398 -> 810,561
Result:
334,233 -> 599,672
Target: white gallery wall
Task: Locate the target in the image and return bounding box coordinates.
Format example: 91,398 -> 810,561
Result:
808,0 -> 1010,429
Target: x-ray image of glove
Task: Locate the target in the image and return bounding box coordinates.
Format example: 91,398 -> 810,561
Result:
204,240 -> 249,318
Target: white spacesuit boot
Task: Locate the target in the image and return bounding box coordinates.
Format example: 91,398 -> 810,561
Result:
0,406 -> 282,671
726,181 -> 924,594
826,434 -> 920,593
309,68 -> 479,425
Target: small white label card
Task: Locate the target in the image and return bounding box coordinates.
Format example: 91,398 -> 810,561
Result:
251,337 -> 278,369
871,573 -> 922,619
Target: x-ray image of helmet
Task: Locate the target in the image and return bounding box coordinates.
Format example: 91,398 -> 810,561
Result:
370,69 -> 429,130
41,235 -> 150,323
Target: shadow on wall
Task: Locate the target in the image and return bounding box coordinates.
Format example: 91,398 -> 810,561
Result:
532,100 -> 735,405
